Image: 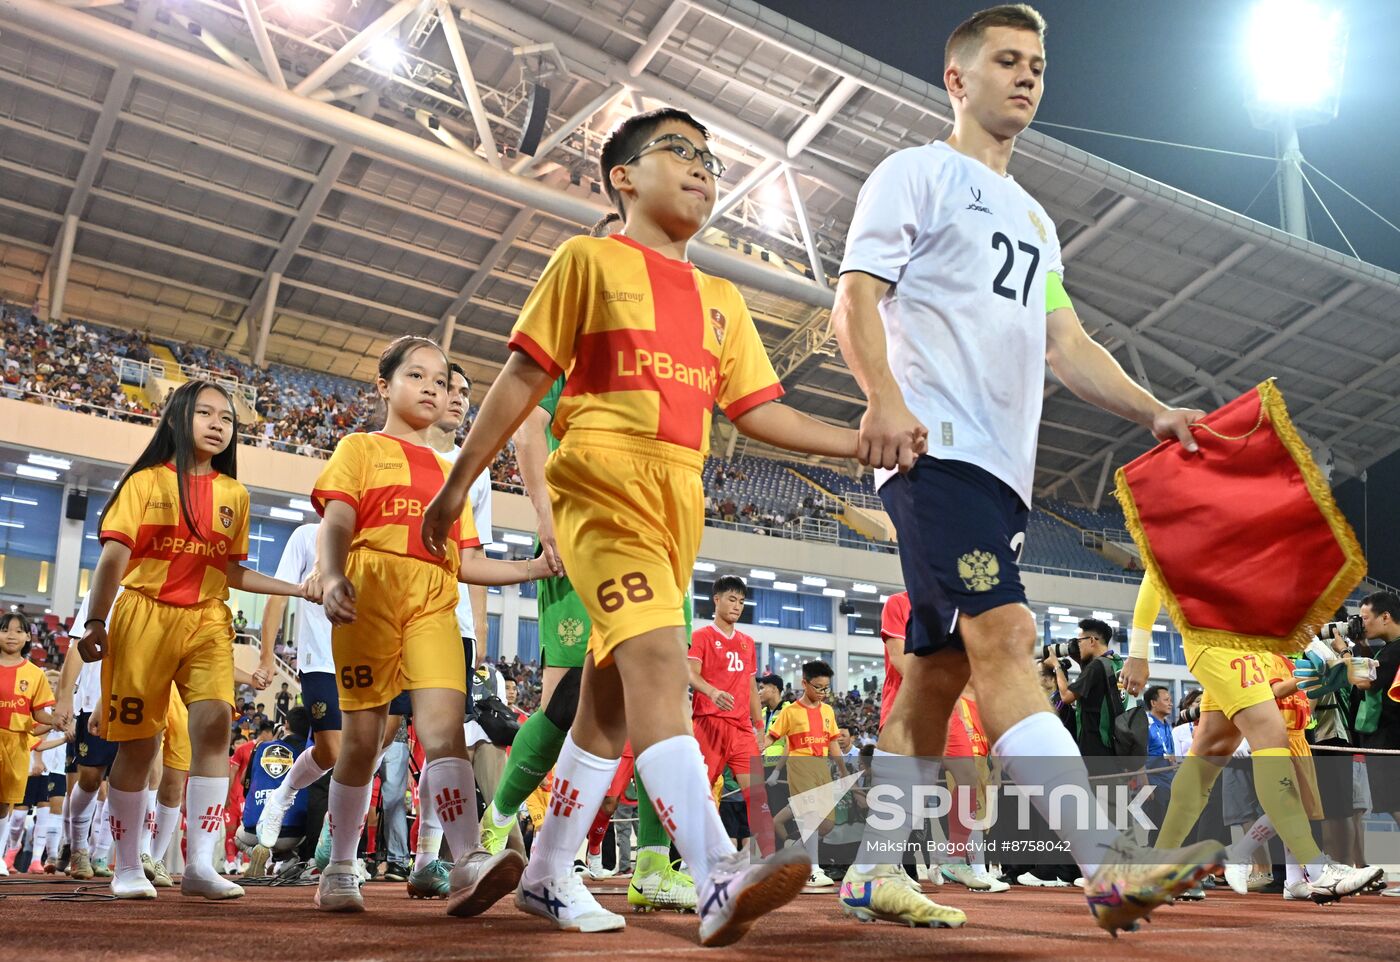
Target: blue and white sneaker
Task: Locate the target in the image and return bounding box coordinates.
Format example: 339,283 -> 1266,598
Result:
698,847 -> 810,947
514,872 -> 626,932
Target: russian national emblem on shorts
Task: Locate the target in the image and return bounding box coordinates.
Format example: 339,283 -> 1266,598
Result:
957,550 -> 1001,592
219,505 -> 234,529
78,743 -> 89,758
311,701 -> 327,721
558,617 -> 585,648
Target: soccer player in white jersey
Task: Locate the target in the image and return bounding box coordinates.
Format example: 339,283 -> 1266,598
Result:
832,4 -> 1223,935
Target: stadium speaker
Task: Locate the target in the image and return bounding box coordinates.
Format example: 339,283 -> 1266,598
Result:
65,490 -> 89,521
517,82 -> 552,156
838,600 -> 856,616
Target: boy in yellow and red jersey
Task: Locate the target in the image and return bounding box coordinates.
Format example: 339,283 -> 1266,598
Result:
424,108 -> 859,946
764,659 -> 848,888
1,612 -> 55,875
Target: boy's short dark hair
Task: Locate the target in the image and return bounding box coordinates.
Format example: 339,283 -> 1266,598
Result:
285,706 -> 311,740
598,107 -> 711,217
802,660 -> 834,683
712,575 -> 747,599
757,673 -> 783,690
1079,618 -> 1114,646
258,722 -> 275,734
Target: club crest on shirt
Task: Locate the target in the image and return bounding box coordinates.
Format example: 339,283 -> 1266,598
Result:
259,744 -> 295,779
558,617 -> 585,648
710,308 -> 727,345
18,679 -> 28,692
1027,209 -> 1048,245
219,505 -> 234,530
957,550 -> 1001,593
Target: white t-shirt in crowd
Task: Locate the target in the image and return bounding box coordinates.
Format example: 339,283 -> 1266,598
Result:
436,445 -> 493,642
840,141 -> 1064,507
273,523 -> 334,675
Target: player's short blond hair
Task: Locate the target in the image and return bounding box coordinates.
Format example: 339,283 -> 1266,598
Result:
945,4 -> 1046,71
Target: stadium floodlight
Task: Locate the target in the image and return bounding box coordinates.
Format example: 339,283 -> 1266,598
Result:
693,560 -> 716,573
268,507 -> 304,521
851,583 -> 878,594
749,569 -> 776,581
27,453 -> 71,470
288,498 -> 314,512
773,581 -> 798,592
1245,0 -> 1347,119
1048,606 -> 1070,616
367,37 -> 403,71
801,575 -> 827,588
16,465 -> 58,481
822,587 -> 846,598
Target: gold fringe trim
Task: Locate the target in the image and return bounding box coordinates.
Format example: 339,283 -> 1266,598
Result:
1114,380 -> 1366,657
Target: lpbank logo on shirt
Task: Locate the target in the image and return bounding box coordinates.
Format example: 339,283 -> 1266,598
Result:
965,187 -> 992,214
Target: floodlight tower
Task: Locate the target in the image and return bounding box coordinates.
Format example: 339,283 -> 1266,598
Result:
1244,0 -> 1348,239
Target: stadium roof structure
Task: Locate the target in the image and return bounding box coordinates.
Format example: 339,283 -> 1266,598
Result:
1,0 -> 1398,505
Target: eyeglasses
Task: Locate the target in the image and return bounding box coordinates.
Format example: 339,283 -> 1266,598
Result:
805,682 -> 831,693
623,133 -> 726,179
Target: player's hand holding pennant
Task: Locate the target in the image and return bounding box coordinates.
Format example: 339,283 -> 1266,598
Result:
1114,379 -> 1365,656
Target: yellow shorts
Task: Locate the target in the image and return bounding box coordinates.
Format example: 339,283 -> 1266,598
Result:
332,549 -> 463,711
100,591 -> 234,743
1187,643 -> 1277,720
161,686 -> 191,772
0,730 -> 28,804
547,430 -> 703,666
1288,730 -> 1324,820
786,755 -> 834,800
946,756 -> 991,820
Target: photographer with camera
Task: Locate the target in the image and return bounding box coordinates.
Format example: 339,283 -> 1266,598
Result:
1352,591 -> 1400,842
1042,619 -> 1123,758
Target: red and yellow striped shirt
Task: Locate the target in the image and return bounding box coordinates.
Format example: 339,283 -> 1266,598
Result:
0,659 -> 55,733
99,464 -> 249,605
508,235 -> 784,457
312,432 -> 481,575
767,699 -> 838,758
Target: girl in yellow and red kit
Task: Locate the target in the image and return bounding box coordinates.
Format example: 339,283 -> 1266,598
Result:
311,336 -> 555,915
76,379 -> 311,901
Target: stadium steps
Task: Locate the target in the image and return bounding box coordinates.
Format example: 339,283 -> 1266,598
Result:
1035,504 -> 1133,569
783,467 -> 888,541
147,343 -> 186,382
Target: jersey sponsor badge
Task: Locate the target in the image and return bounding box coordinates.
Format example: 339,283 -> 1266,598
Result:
258,744 -> 295,779
219,505 -> 234,530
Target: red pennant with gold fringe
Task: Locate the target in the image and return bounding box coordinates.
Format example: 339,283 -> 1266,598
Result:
1114,380 -> 1365,656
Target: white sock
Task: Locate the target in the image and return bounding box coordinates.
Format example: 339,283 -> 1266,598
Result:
802,829 -> 819,867
34,810 -> 54,860
424,757 -> 478,861
854,749 -> 941,874
327,779 -> 372,865
93,802 -> 113,858
44,809 -> 61,860
281,749 -> 330,795
152,804 -> 181,863
69,785 -> 98,854
1226,816 -> 1276,864
968,830 -> 986,873
1305,853 -> 1328,880
634,735 -> 733,884
1285,848 -> 1306,887
7,808 -> 26,849
520,735 -> 618,887
140,788 -> 158,858
105,787 -> 146,882
414,762 -> 442,871
183,776 -> 228,880
992,712 -> 1119,877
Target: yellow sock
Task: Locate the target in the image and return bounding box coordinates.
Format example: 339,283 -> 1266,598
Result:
1154,753 -> 1224,849
1252,747 -> 1322,866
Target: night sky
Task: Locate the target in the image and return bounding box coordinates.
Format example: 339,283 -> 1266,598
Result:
755,0 -> 1400,587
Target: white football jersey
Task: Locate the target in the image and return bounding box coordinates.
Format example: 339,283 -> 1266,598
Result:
841,141 -> 1064,507
70,590 -> 104,714
436,446 -> 493,643
274,523 -> 333,675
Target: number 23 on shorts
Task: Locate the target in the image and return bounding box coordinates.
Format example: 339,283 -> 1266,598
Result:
1230,654 -> 1265,688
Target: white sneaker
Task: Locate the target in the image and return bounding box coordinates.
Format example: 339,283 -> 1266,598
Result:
915,862 -> 930,882
515,871 -> 626,932
0,857 -> 8,877
585,853 -> 615,880
1016,872 -> 1068,888
1307,863 -> 1384,904
1224,862 -> 1250,895
1380,885 -> 1400,897
180,870 -> 245,900
446,848 -> 526,918
315,861 -> 364,913
698,847 -> 809,947
256,787 -> 297,848
1283,880 -> 1312,901
972,869 -> 1010,893
111,869 -> 157,900
940,862 -> 991,891
807,866 -> 836,888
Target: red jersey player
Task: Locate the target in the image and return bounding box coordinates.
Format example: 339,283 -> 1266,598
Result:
687,576 -> 775,854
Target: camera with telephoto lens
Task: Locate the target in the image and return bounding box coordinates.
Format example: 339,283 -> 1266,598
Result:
1042,640 -> 1080,670
1318,614 -> 1365,646
1182,703 -> 1201,723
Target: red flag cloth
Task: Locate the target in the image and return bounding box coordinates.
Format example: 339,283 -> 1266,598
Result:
1114,380 -> 1364,656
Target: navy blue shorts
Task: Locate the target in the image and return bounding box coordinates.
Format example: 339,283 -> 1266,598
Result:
23,773 -> 59,807
300,672 -> 343,734
301,672 -> 411,732
73,711 -> 118,772
879,457 -> 1029,656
